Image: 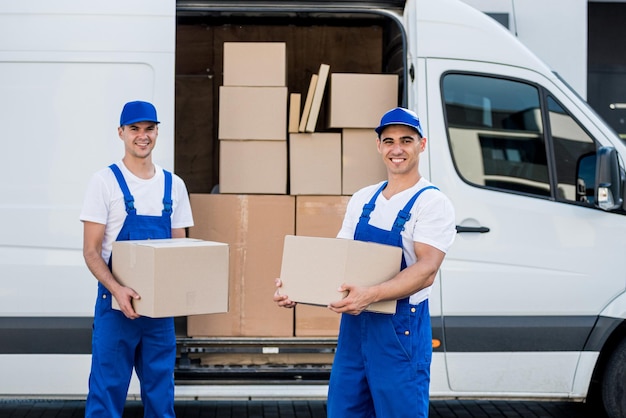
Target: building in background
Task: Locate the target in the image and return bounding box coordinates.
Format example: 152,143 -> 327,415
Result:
462,0 -> 626,139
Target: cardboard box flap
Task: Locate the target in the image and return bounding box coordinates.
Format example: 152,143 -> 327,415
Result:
123,238 -> 209,248
279,235 -> 401,313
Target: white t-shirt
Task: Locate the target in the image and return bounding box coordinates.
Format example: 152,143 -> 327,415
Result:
80,161 -> 195,264
337,178 -> 456,305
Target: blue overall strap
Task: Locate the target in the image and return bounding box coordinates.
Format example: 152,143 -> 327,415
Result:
108,164 -> 135,214
359,181 -> 388,223
392,185 -> 440,233
162,169 -> 173,215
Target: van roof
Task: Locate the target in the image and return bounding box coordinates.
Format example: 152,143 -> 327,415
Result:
416,0 -> 551,75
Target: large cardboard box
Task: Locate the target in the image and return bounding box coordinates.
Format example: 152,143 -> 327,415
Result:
295,304 -> 341,337
328,73 -> 399,128
294,196 -> 351,336
218,86 -> 287,140
342,128 -> 387,195
223,42 -> 286,87
289,133 -> 341,195
187,194 -> 295,337
279,235 -> 401,314
295,195 -> 350,238
111,238 -> 229,318
219,140 -> 287,194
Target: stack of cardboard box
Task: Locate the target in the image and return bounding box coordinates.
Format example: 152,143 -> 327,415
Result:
188,42 -> 400,338
187,194 -> 295,337
218,42 -> 288,194
188,43 -> 293,337
292,196 -> 351,336
330,72 -> 399,195
289,71 -> 397,196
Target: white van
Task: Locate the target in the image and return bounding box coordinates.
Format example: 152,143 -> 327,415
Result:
1,0 -> 625,417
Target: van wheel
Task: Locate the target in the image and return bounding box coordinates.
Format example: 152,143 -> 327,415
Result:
602,338 -> 626,418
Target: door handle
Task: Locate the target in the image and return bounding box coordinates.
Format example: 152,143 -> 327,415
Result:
456,225 -> 490,233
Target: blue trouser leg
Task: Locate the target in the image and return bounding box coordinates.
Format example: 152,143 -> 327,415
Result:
328,313 -> 375,418
134,316 -> 176,418
86,287 -> 139,418
366,300 -> 431,418
328,300 -> 432,418
85,286 -> 176,418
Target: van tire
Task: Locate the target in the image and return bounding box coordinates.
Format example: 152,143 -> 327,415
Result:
602,338 -> 626,418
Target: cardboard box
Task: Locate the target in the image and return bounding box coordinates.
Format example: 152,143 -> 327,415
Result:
289,133 -> 341,195
111,238 -> 229,318
279,235 -> 401,314
219,140 -> 287,194
188,194 -> 295,337
294,196 -> 350,336
295,195 -> 350,238
342,128 -> 387,195
223,42 -> 286,87
328,73 -> 399,128
295,304 -> 340,337
218,86 -> 287,140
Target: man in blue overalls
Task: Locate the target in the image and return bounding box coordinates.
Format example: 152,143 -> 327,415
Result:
80,101 -> 194,417
275,107 -> 456,417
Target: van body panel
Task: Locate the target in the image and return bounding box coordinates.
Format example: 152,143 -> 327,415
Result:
0,0 -> 173,396
0,0 -> 175,318
424,56 -> 626,393
445,352 -> 580,394
571,352 -> 600,397
426,58 -> 626,313
600,292 -> 626,319
416,0 -> 548,74
0,353 -> 144,397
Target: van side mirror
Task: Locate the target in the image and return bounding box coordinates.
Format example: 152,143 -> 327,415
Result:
595,146 -> 624,211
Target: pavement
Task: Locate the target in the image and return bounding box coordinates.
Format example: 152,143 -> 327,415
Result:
0,398 -> 602,418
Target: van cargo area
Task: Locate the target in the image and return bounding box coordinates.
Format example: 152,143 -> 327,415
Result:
174,3 -> 405,193
173,2 -> 406,384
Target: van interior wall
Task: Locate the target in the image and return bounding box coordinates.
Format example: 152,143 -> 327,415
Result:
174,16 -> 400,194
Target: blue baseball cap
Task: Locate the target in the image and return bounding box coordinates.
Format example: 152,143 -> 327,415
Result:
120,101 -> 160,126
375,107 -> 423,138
